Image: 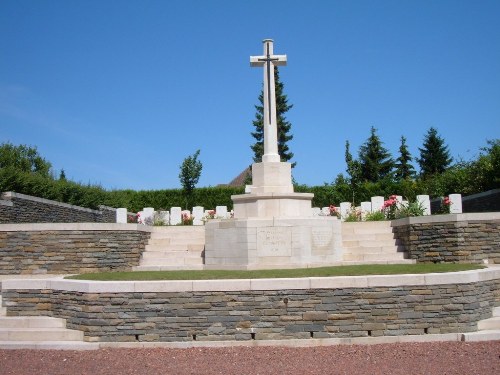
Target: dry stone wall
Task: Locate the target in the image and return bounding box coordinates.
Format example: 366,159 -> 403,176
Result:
0,192 -> 115,223
0,224 -> 150,274
392,214 -> 500,264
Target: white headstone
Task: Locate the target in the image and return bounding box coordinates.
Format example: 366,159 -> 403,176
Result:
340,202 -> 352,221
142,207 -> 154,225
170,207 -> 182,225
417,195 -> 431,215
158,210 -> 169,225
216,205 -> 228,219
395,195 -> 403,207
116,208 -> 127,224
449,194 -> 462,214
192,206 -> 204,226
371,196 -> 385,212
312,207 -> 321,216
245,185 -> 253,193
360,201 -> 372,213
321,207 -> 330,216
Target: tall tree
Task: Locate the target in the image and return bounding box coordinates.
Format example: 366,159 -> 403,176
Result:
178,150 -> 202,208
0,142 -> 52,178
358,127 -> 394,182
345,140 -> 362,192
251,67 -> 295,167
394,136 -> 416,180
417,127 -> 452,178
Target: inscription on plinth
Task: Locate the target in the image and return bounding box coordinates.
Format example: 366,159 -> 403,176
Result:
311,228 -> 333,248
257,227 -> 292,257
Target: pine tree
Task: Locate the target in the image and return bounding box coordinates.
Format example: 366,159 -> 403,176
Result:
417,127 -> 452,178
394,136 -> 416,180
179,150 -> 202,209
251,67 -> 295,167
358,126 -> 394,182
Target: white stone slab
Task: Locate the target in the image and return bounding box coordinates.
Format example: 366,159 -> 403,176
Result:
170,207 -> 182,225
142,207 -> 155,225
158,210 -> 169,226
250,278 -> 310,291
257,227 -> 292,257
416,195 -> 431,215
312,207 -> 321,216
192,206 -> 204,226
371,196 -> 385,212
321,207 -> 330,216
192,279 -> 252,292
116,208 -> 127,224
360,202 -> 372,214
339,202 -> 351,221
449,194 -> 462,214
216,205 -> 228,218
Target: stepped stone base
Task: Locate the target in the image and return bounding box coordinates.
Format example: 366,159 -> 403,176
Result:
205,217 -> 342,270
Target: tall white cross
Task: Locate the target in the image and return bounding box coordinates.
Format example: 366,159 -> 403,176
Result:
250,39 -> 287,163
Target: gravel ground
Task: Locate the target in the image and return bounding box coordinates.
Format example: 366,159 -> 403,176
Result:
1,341 -> 499,375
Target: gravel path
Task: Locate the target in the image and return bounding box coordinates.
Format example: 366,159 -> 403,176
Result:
1,341 -> 499,375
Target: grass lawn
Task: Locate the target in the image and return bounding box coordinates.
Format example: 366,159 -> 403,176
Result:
66,263 -> 485,281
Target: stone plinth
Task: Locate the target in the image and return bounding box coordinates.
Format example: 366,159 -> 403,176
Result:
204,217 -> 342,270
232,192 -> 313,218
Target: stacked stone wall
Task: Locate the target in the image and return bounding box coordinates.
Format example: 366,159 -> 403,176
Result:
3,277 -> 499,342
392,215 -> 500,264
0,227 -> 150,274
0,192 -> 115,223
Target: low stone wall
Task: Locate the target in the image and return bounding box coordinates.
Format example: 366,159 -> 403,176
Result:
0,224 -> 151,275
392,213 -> 500,264
2,269 -> 499,342
0,192 -> 116,223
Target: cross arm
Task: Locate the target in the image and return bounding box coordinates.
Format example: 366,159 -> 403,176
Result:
250,55 -> 288,67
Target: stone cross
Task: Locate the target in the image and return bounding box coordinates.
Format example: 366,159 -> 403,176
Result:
250,39 -> 287,163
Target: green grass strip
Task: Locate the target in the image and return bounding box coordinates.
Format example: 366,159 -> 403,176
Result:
66,263 -> 485,281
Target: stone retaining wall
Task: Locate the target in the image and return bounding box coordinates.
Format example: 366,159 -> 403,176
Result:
2,270 -> 499,342
392,213 -> 500,264
0,224 -> 150,274
0,192 -> 116,223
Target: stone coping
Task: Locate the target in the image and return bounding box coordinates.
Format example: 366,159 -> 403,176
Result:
391,212 -> 500,226
231,192 -> 314,201
2,267 -> 499,293
1,191 -> 111,214
0,223 -> 154,232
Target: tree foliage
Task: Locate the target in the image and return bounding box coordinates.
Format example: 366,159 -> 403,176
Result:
358,127 -> 394,182
0,142 -> 52,178
251,67 -> 295,166
417,127 -> 452,178
178,150 -> 202,207
394,136 -> 416,180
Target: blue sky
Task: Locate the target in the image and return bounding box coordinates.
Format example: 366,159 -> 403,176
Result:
1,0 -> 499,190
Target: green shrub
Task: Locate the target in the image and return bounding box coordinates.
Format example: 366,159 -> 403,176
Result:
365,211 -> 386,221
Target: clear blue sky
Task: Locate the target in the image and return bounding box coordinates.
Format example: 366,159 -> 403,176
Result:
1,0 -> 499,190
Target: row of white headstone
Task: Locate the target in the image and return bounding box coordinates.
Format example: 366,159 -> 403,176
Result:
115,194 -> 463,225
116,206 -> 233,226
312,194 -> 463,221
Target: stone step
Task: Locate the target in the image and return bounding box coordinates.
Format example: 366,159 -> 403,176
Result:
342,252 -> 408,262
0,341 -> 99,350
341,246 -> 405,254
341,222 -> 394,235
0,327 -> 84,341
133,264 -> 205,271
341,233 -> 397,241
0,316 -> 66,329
0,295 -> 5,316
491,306 -> 500,317
462,330 -> 500,342
340,259 -> 416,266
145,244 -> 204,252
142,251 -> 203,260
478,316 -> 500,330
342,239 -> 402,248
139,256 -> 204,266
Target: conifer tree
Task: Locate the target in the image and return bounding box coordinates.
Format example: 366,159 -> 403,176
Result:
358,127 -> 394,182
251,67 -> 295,167
417,127 -> 452,178
394,136 -> 416,180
